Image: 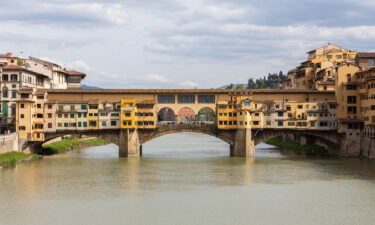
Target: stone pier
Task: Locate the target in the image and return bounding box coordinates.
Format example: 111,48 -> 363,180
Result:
119,129 -> 140,157
230,128 -> 255,157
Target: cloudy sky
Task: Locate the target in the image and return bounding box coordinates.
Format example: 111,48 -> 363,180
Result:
1,0 -> 375,88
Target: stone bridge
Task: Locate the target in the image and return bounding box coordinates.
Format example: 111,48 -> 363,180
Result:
26,124 -> 359,157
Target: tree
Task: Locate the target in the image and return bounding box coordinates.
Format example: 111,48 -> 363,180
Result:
247,78 -> 255,88
236,84 -> 244,89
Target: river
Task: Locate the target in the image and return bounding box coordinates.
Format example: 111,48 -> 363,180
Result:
1,133 -> 375,225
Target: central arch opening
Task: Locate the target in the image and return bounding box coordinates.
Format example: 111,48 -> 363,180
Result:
142,132 -> 229,157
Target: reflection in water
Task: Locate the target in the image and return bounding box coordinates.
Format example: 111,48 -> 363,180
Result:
1,133 -> 375,225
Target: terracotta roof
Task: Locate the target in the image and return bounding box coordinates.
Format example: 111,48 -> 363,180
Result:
0,53 -> 12,58
357,52 -> 375,58
34,89 -> 47,95
46,89 -> 335,94
18,87 -> 33,94
1,65 -> 24,70
65,70 -> 86,78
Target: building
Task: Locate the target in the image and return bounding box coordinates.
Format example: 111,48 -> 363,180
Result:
0,53 -> 86,132
283,43 -> 357,90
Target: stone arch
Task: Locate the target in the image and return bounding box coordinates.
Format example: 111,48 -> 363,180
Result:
252,129 -> 341,153
197,107 -> 215,123
177,107 -> 196,124
139,128 -> 233,146
158,107 -> 176,123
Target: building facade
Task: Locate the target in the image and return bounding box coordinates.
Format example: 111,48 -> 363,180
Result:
0,53 -> 86,132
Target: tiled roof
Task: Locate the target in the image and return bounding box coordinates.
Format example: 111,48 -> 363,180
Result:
357,52 -> 375,58
65,70 -> 86,77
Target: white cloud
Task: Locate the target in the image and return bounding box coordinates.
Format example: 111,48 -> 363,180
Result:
180,81 -> 197,88
140,74 -> 171,83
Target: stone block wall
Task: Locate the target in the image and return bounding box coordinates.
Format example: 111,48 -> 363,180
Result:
0,133 -> 19,154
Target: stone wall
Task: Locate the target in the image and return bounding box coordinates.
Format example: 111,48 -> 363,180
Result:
0,133 -> 19,154
361,136 -> 375,159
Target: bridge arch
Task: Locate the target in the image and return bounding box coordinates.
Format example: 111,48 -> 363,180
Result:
177,107 -> 196,124
158,107 -> 176,123
139,124 -> 235,146
197,107 -> 215,123
252,129 -> 342,154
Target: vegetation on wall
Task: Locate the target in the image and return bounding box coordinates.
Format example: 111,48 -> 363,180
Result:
41,138 -> 108,155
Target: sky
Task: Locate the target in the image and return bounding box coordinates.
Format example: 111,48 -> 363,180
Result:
1,0 -> 375,89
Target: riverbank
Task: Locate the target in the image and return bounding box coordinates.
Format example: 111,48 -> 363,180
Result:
0,152 -> 41,168
41,138 -> 108,155
265,137 -> 328,156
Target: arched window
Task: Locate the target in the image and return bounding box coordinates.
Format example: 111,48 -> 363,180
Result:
11,74 -> 17,81
2,74 -> 9,81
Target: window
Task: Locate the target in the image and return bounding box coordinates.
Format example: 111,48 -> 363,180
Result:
48,104 -> 52,109
20,104 -> 24,108
310,121 -> 315,127
78,113 -> 82,118
58,114 -> 62,118
277,121 -> 284,126
348,123 -> 360,129
111,121 -> 117,126
157,95 -> 175,104
70,105 -> 75,111
48,123 -> 52,128
64,123 -> 69,127
84,113 -> 87,118
2,74 -> 9,81
78,122 -> 82,127
319,122 -> 328,127
48,113 -> 52,118
326,55 -> 332,60
21,94 -> 29,98
347,96 -> 357,104
11,91 -> 17,98
20,114 -> 24,118
178,95 -> 195,104
244,102 -> 251,106
198,95 -> 215,103
336,55 -> 342,59
347,106 -> 357,114
81,104 -> 87,109
125,112 -> 131,117
64,114 -> 68,118
58,123 -> 62,127
102,121 -> 106,126
89,121 -> 97,127
58,105 -> 63,110
70,114 -> 74,118
346,85 -> 356,90
288,122 -> 295,126
266,121 -> 271,126
36,104 -> 41,108
2,91 -> 8,98
83,122 -> 87,127
70,123 -> 76,127
277,112 -> 284,117
89,104 -> 98,109
298,105 -> 303,109
19,126 -> 26,130
368,58 -> 375,66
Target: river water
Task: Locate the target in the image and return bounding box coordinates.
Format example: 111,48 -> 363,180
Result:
1,133 -> 375,225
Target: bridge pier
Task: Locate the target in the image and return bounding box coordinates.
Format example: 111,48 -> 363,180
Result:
230,128 -> 255,157
119,129 -> 140,157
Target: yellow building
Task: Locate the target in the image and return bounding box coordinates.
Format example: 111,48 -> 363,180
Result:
121,98 -> 137,129
87,100 -> 99,129
136,100 -> 157,129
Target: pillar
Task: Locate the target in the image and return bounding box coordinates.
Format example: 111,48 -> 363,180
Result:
119,129 -> 140,157
230,128 -> 255,157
